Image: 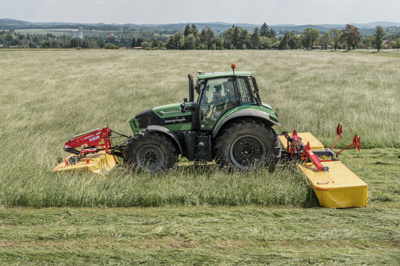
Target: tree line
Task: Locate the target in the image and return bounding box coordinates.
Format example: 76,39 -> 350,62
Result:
1,23 -> 399,51
0,29 -> 169,49
165,23 -> 276,50
166,23 -> 399,51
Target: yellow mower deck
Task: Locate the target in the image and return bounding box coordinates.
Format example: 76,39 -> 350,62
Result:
278,133 -> 368,208
53,151 -> 118,176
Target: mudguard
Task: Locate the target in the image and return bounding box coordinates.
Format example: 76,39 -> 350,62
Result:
212,109 -> 281,138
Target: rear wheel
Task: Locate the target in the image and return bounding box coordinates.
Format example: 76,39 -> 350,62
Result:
123,131 -> 178,172
214,119 -> 280,170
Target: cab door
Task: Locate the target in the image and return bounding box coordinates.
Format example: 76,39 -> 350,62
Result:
198,77 -> 238,130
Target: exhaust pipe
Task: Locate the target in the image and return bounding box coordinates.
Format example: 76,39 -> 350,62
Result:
188,74 -> 194,102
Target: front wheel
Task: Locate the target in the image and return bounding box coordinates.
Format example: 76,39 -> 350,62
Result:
214,120 -> 280,170
123,131 -> 177,172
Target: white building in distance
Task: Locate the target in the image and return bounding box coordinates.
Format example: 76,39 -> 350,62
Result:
71,27 -> 84,39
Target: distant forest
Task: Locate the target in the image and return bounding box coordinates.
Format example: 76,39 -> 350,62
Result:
1,19 -> 400,50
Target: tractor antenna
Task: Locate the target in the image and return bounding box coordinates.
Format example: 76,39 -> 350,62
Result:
231,62 -> 236,75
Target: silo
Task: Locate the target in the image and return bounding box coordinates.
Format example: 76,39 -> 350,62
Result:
78,27 -> 84,39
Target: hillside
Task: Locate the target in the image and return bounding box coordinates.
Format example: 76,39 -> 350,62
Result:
1,18 -> 400,36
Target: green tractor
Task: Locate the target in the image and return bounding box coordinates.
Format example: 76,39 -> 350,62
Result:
123,64 -> 281,172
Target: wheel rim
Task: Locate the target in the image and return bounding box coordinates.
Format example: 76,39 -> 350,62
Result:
229,135 -> 266,169
136,145 -> 164,172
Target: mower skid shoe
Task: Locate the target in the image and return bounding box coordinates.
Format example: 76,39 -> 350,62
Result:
53,150 -> 118,176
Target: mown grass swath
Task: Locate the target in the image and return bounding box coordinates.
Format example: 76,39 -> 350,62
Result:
1,199 -> 399,264
1,164 -> 316,208
0,49 -> 399,208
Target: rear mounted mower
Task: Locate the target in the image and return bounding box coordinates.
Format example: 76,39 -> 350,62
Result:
278,124 -> 367,208
280,123 -> 361,172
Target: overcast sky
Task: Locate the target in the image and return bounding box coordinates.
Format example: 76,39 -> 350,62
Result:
1,0 -> 399,25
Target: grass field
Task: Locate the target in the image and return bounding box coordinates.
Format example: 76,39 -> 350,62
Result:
0,49 -> 399,263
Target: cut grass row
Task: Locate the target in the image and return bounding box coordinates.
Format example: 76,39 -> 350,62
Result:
0,165 -> 316,208
1,202 -> 399,264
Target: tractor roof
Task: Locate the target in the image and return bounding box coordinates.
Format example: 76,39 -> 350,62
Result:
197,71 -> 252,80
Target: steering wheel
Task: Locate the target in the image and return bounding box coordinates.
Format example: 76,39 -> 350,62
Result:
204,105 -> 216,119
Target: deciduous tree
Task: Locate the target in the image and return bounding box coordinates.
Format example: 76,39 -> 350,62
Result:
141,41 -> 151,49
279,31 -> 299,50
321,32 -> 331,50
339,24 -> 361,50
166,32 -> 184,49
302,28 -> 320,49
183,34 -> 196,49
329,29 -> 341,50
374,26 -> 386,52
259,36 -> 272,49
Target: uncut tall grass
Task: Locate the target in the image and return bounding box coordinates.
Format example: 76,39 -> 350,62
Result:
1,49 -> 399,207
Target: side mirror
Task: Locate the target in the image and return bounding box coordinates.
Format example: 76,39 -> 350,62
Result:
195,80 -> 203,94
183,98 -> 188,103
180,103 -> 186,114
180,102 -> 198,114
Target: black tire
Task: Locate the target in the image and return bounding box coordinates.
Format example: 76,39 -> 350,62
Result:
214,119 -> 281,171
123,131 -> 178,172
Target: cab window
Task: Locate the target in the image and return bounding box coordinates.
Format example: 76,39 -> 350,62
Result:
237,77 -> 255,105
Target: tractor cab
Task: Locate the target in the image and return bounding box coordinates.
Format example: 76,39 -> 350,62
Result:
195,70 -> 260,131
181,63 -> 266,132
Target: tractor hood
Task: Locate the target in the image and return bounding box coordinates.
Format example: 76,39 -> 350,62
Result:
129,103 -> 193,133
